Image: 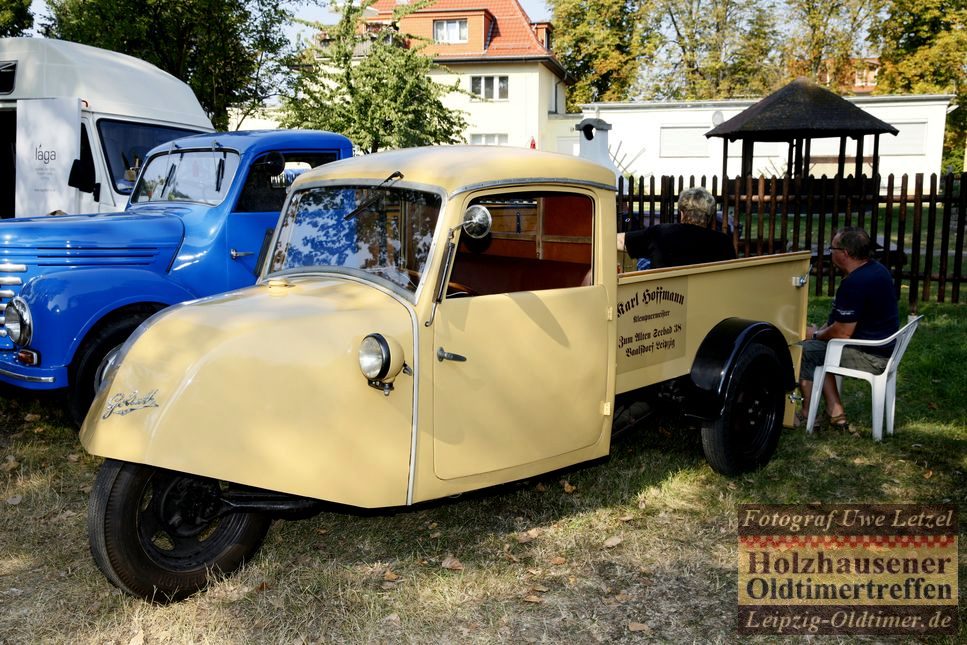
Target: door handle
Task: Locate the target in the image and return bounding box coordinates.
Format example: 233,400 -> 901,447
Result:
230,248 -> 255,260
437,347 -> 467,362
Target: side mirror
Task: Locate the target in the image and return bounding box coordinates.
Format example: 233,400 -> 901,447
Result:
462,205 -> 492,239
68,157 -> 96,194
260,151 -> 286,177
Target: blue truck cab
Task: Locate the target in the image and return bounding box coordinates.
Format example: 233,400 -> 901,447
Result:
0,129 -> 353,423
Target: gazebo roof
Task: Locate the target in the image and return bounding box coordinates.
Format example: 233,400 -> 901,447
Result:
706,78 -> 899,142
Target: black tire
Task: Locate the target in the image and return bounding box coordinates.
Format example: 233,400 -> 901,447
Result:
67,314 -> 149,427
88,459 -> 271,603
700,343 -> 785,476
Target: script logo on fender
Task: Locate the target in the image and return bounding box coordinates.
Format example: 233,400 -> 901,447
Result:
102,390 -> 160,419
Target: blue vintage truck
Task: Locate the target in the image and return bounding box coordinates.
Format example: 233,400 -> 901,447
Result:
0,129 -> 353,424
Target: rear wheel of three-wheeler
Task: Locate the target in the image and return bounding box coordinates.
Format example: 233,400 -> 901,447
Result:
88,459 -> 271,603
700,343 -> 785,476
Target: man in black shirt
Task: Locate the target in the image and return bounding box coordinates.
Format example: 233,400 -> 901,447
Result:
617,186 -> 736,269
799,227 -> 900,430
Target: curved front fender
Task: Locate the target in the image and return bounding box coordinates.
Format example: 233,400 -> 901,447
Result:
20,269 -> 196,369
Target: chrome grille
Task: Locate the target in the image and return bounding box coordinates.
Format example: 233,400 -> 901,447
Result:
0,262 -> 26,343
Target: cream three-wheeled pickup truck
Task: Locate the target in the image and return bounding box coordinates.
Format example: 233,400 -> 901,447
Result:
80,146 -> 811,601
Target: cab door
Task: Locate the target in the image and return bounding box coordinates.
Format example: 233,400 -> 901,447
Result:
225,151 -> 340,289
431,190 -> 609,480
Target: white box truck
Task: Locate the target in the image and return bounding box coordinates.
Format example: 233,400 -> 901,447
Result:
0,38 -> 213,218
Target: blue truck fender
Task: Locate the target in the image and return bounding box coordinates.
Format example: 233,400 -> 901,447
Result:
686,318 -> 796,420
20,268 -> 197,370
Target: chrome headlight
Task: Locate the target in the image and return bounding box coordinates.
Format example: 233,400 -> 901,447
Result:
4,297 -> 32,347
358,333 -> 404,382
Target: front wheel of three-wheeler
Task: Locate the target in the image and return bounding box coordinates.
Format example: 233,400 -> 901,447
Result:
700,343 -> 785,477
88,459 -> 271,603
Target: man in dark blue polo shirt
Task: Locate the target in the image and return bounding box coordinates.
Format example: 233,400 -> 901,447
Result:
799,227 -> 899,430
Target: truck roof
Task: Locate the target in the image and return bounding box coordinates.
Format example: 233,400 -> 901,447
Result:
144,129 -> 354,158
293,146 -> 618,195
0,38 -> 212,129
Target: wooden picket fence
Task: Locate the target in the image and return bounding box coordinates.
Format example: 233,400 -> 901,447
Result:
617,172 -> 966,312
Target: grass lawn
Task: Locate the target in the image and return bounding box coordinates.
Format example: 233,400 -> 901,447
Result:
0,300 -> 963,643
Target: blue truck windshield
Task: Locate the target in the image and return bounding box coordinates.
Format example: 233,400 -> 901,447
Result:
269,185 -> 442,294
131,149 -> 241,206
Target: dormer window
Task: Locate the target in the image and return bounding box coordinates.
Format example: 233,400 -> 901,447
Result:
434,19 -> 468,43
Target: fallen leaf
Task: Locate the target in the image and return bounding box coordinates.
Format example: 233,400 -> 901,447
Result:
637,500 -> 647,509
24,413 -> 41,423
5,496 -> 22,505
255,581 -> 271,592
383,569 -> 400,582
1,456 -> 19,473
80,485 -> 93,494
128,628 -> 145,645
530,584 -> 549,593
429,531 -> 442,539
428,522 -> 438,529
560,480 -> 576,494
535,482 -> 547,492
604,536 -> 623,549
316,528 -> 329,535
522,595 -> 543,603
628,622 -> 651,633
618,514 -> 633,522
517,528 -> 541,543
548,555 -> 566,566
614,592 -> 630,602
382,613 -> 401,626
380,581 -> 397,590
504,552 -> 519,563
441,556 -> 464,571
927,402 -> 938,410
526,568 -> 541,576
923,470 -> 934,479
67,454 -> 80,463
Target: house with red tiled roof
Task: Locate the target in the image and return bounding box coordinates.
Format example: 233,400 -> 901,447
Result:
364,0 -> 574,150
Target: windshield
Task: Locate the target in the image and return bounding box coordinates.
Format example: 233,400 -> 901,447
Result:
269,185 -> 443,295
130,149 -> 240,205
96,119 -> 202,194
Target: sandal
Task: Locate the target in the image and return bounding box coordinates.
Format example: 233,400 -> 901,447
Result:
825,413 -> 850,433
792,410 -> 807,429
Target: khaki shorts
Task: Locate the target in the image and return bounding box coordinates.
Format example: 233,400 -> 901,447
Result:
799,339 -> 889,382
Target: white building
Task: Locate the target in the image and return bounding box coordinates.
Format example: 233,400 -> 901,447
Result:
366,0 -> 567,150
565,94 -> 954,179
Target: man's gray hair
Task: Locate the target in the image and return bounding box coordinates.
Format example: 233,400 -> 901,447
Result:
677,187 -> 716,226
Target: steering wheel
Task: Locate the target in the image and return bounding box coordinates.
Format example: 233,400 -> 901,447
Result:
403,269 -> 477,297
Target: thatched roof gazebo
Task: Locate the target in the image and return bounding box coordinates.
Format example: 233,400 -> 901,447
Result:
706,78 -> 898,181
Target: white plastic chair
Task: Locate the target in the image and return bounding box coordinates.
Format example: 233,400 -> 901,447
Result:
805,315 -> 923,441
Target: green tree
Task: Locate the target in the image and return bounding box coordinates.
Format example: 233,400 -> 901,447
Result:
280,0 -> 467,153
872,0 -> 967,171
43,0 -> 292,130
783,0 -> 882,92
0,0 -> 32,37
548,0 -> 658,110
639,0 -> 784,100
